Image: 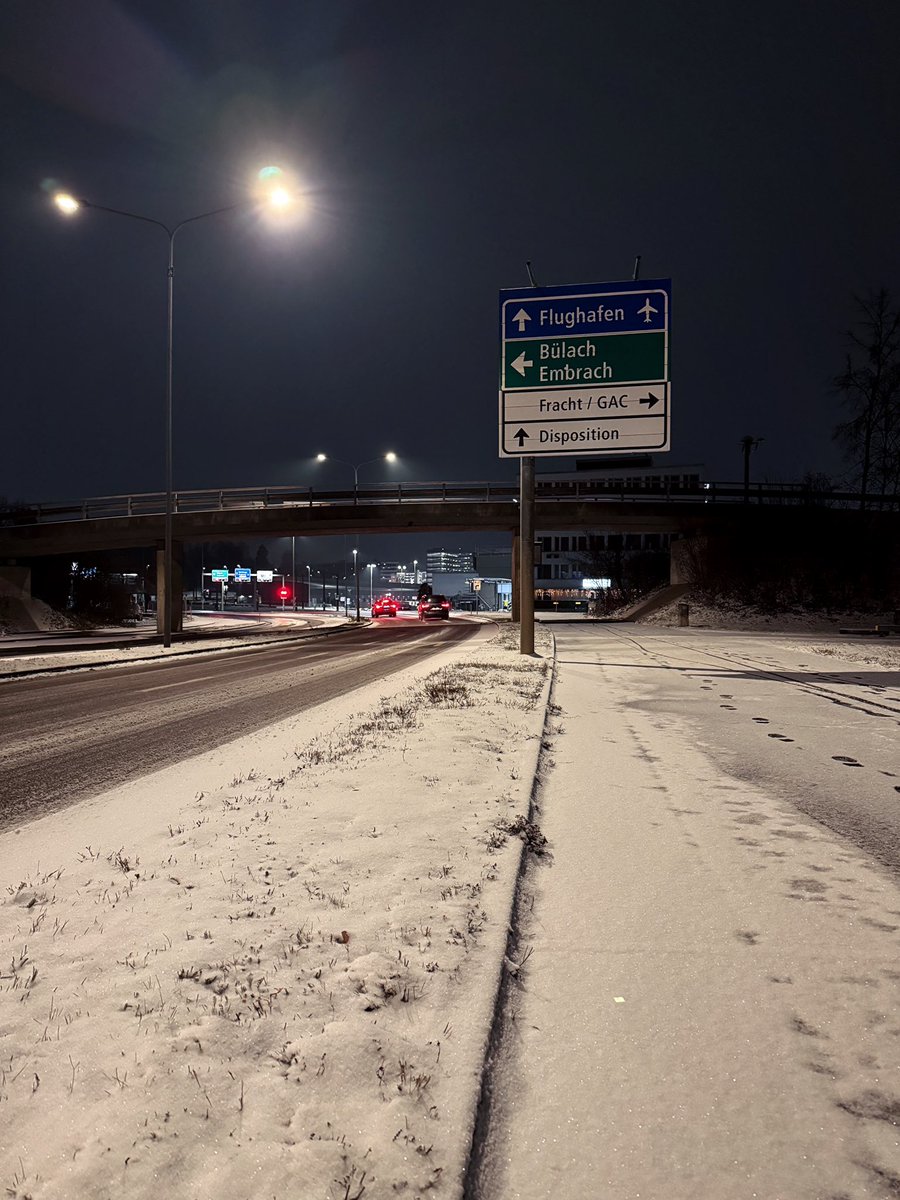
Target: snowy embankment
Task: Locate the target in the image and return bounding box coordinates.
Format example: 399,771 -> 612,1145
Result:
0,626 -> 551,1199
0,613 -> 350,679
636,592 -> 898,637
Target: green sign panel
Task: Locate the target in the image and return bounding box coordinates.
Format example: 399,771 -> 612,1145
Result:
502,331 -> 665,391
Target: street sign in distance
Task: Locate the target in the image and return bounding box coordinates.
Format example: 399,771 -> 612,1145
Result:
256,569 -> 274,583
234,567 -> 252,582
211,569 -> 229,582
499,278 -> 671,458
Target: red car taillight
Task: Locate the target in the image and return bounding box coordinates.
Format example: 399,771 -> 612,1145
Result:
440,602 -> 450,609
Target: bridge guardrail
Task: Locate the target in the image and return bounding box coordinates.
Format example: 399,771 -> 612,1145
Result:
1,480 -> 896,528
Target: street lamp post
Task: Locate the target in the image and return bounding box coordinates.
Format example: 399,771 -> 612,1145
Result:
53,172 -> 296,648
352,549 -> 360,621
306,564 -> 312,609
315,452 -> 397,501
368,562 -> 375,607
291,535 -> 297,611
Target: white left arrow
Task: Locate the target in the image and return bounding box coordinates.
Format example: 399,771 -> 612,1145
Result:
511,351 -> 533,376
512,308 -> 531,333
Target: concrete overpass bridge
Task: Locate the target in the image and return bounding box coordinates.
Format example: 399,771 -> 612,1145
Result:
1,479 -> 896,631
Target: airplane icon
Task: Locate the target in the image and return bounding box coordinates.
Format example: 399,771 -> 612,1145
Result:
638,298 -> 659,324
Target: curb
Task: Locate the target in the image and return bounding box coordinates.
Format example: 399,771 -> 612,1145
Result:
461,631 -> 558,1198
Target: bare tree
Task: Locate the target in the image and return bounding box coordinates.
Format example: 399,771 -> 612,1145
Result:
834,288 -> 900,509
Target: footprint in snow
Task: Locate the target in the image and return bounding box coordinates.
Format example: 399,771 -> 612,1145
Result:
768,733 -> 795,742
753,717 -> 770,724
832,755 -> 863,768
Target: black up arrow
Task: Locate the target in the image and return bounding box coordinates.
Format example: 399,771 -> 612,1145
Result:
513,428 -> 530,447
639,392 -> 662,409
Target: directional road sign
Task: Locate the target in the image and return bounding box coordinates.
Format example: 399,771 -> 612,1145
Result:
234,567 -> 252,582
499,278 -> 671,457
211,569 -> 229,582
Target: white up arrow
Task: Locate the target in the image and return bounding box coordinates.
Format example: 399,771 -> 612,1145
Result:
511,351 -> 533,377
512,308 -> 531,333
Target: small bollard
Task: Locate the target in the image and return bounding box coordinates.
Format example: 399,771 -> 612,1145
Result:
678,601 -> 690,627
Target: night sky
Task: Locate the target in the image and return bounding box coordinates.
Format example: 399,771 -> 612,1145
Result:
2,0 -> 899,510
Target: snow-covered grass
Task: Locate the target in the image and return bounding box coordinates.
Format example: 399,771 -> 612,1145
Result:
638,593 -> 898,635
0,614 -> 351,679
0,625 -> 551,1199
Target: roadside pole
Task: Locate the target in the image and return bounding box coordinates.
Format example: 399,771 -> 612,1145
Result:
520,456 -> 535,654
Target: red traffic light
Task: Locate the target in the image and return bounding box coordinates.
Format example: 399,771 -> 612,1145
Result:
278,586 -> 290,599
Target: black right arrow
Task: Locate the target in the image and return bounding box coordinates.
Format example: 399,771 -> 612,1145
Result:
639,392 -> 662,409
513,428 -> 530,446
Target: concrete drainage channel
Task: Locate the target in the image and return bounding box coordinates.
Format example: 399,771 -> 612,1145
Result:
462,632 -> 560,1199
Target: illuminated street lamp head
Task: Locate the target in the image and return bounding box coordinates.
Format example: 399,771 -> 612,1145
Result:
53,192 -> 81,215
315,453 -> 327,462
256,165 -> 297,212
385,452 -> 397,463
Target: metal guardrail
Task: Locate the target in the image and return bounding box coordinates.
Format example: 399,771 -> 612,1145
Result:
0,480 -> 896,528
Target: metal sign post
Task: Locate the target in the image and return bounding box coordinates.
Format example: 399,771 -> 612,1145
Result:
519,456 -> 535,655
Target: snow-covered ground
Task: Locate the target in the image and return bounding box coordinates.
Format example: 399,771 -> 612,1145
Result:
474,622 -> 900,1199
637,592 -> 898,636
0,613 -> 350,679
4,611 -> 900,1198
0,625 -> 550,1199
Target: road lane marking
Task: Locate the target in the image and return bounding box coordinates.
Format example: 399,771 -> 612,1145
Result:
140,674 -> 221,692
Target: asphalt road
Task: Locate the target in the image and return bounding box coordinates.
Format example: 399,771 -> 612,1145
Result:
0,615 -> 479,832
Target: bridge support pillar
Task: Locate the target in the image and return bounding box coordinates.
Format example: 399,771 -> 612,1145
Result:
670,536 -> 700,585
511,533 -> 520,622
156,542 -> 184,636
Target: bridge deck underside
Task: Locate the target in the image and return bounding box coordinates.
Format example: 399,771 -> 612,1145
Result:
0,499 -> 893,559
0,500 -> 716,557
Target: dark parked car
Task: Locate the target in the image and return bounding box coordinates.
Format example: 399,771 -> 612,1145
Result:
418,594 -> 451,620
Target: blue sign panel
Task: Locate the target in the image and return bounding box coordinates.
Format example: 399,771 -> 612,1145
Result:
501,277 -> 670,341
234,567 -> 252,582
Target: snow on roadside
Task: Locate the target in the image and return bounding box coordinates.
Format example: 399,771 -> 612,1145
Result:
0,614 -> 350,679
0,625 -> 551,1199
637,594 -> 898,635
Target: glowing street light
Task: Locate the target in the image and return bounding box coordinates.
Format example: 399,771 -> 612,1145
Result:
52,169 -> 298,647
315,452 -> 398,501
352,548 -> 360,621
53,193 -> 80,215
367,562 -> 376,607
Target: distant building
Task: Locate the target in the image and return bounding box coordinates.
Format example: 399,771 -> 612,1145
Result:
474,548 -> 512,578
426,548 -> 474,580
382,562 -> 424,585
533,459 -> 704,602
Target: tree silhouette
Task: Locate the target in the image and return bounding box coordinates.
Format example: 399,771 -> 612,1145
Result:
834,288 -> 900,509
